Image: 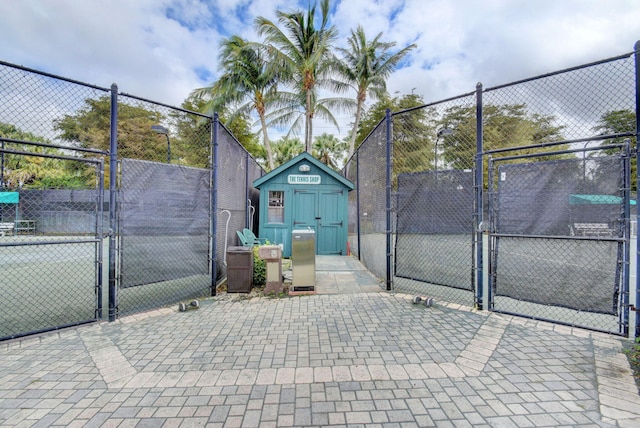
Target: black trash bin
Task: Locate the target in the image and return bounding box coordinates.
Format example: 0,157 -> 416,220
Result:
226,246 -> 253,293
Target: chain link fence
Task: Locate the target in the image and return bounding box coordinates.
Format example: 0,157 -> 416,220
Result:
391,94 -> 479,307
348,45 -> 638,336
0,60 -> 262,338
214,122 -> 263,282
0,61 -> 111,339
114,94 -> 215,316
0,146 -> 105,340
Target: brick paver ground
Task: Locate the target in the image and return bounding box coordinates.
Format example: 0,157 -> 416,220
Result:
1,257 -> 639,427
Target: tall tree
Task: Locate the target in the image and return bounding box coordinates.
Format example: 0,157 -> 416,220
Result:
0,123 -> 90,188
336,25 -> 416,158
256,0 -> 343,152
190,35 -> 280,170
54,96 -> 166,161
592,109 -> 637,189
272,136 -> 304,167
176,97 -> 262,168
312,133 -> 346,170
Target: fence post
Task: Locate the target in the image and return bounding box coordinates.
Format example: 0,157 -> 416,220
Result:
211,113 -> 219,297
634,40 -> 640,338
475,82 -> 484,310
245,153 -> 250,230
356,151 -> 361,260
385,109 -> 392,291
108,84 -> 118,322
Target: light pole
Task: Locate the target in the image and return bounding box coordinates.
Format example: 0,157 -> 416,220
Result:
151,125 -> 171,164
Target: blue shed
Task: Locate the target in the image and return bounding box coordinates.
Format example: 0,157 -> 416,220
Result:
253,152 -> 354,258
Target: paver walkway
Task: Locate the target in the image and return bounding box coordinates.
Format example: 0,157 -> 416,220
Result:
1,256 -> 640,427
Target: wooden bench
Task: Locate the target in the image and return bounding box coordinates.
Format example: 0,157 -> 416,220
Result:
0,222 -> 15,236
571,222 -> 613,237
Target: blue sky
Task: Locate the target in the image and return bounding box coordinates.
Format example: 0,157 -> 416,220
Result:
0,0 -> 639,140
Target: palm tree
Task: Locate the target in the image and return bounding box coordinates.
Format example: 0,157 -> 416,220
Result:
256,0 -> 344,152
190,35 -> 281,170
336,25 -> 416,158
272,136 -> 304,167
313,133 -> 346,170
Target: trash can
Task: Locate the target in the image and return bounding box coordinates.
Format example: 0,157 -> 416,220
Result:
226,246 -> 253,293
291,229 -> 315,291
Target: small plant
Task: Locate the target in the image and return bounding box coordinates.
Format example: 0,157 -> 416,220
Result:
624,337 -> 640,393
252,246 -> 266,286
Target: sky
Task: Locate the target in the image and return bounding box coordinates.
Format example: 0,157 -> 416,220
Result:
0,0 -> 639,141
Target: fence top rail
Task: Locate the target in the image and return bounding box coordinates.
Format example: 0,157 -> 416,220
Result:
0,147 -> 105,165
118,91 -> 211,119
0,137 -> 109,156
488,142 -> 627,163
391,90 -> 477,117
0,60 -> 111,93
483,50 -> 634,93
483,132 -> 635,156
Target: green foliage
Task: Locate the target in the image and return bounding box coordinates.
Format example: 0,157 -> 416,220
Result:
190,35 -> 280,169
55,96 -> 167,161
356,93 -> 427,147
0,123 -> 94,189
313,133 -> 346,170
272,136 -> 304,168
256,0 -> 342,151
336,24 -> 416,158
625,337 -> 640,390
593,109 -> 636,190
251,244 -> 273,287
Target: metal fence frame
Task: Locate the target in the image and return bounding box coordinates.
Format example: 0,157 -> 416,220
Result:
0,141 -> 106,340
346,42 -> 640,337
0,60 -> 263,338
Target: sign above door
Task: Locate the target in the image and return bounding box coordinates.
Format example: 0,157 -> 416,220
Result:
288,174 -> 321,185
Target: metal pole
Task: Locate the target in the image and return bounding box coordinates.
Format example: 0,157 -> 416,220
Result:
475,82 -> 484,310
356,152 -> 361,260
385,109 -> 392,291
634,40 -> 640,338
166,135 -> 171,164
211,113 -> 219,296
1,139 -> 4,188
622,139 -> 631,336
245,152 -> 250,230
108,84 -> 118,322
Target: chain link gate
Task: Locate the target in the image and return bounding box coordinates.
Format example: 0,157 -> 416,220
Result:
391,94 -> 479,307
487,141 -> 631,335
0,142 -> 106,340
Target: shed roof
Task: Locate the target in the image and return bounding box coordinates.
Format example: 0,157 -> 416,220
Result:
253,152 -> 354,190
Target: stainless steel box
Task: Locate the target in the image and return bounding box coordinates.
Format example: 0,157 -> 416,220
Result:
291,229 -> 315,291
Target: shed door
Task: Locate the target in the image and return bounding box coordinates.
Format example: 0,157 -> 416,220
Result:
292,189 -> 317,233
291,188 -> 344,255
318,189 -> 344,255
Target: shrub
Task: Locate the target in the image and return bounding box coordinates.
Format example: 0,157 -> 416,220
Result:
252,246 -> 266,287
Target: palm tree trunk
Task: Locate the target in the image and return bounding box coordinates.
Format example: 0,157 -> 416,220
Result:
305,89 -> 313,152
348,100 -> 364,159
259,114 -> 274,170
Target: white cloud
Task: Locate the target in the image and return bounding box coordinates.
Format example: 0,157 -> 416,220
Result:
0,0 -> 638,140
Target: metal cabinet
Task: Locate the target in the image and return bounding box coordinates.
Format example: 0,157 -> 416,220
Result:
291,229 -> 315,291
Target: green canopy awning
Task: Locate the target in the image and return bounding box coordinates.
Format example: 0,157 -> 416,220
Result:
569,194 -> 636,205
0,192 -> 19,204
